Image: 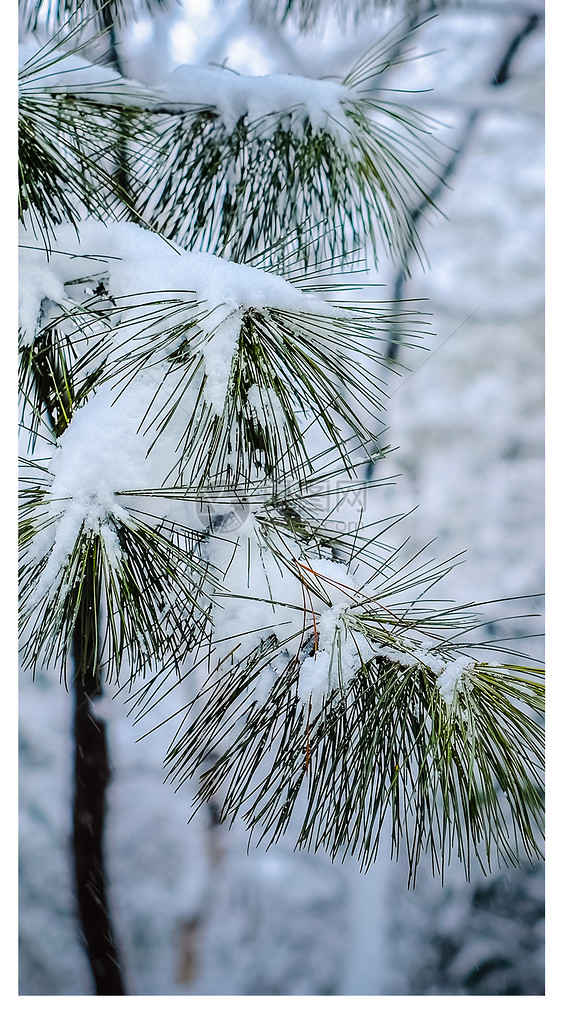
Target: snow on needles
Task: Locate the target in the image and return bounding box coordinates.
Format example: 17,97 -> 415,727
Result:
19,43 -> 356,147
26,384 -> 160,605
298,604 -> 361,709
296,559 -> 368,709
19,220 -> 340,413
160,63 -> 354,141
18,43 -> 149,105
18,248 -> 67,341
372,632 -> 473,709
435,659 -> 472,707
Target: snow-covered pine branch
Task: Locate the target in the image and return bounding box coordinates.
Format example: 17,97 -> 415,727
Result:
159,512 -> 543,883
18,39 -> 159,250
139,36 -> 443,267
19,220 -> 429,488
18,3 -> 544,904
19,20 -> 444,268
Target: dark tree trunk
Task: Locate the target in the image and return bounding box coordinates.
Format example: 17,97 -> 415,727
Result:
71,543 -> 126,995
72,634 -> 127,995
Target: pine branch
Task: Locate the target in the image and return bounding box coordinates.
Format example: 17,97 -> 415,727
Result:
111,298 -> 422,488
132,24 -> 445,269
20,0 -> 178,32
18,225 -> 429,490
245,0 -> 456,32
162,587 -> 544,882
19,17 -> 445,268
18,40 -> 160,251
19,470 -> 217,684
117,487 -> 544,882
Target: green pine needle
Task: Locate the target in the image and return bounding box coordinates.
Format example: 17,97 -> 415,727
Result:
103,290 -> 428,490
164,617 -> 543,882
19,37 -> 161,251
20,0 -> 175,33
19,473 -> 218,683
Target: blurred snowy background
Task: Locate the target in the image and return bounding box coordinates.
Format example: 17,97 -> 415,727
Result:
18,0 -> 545,996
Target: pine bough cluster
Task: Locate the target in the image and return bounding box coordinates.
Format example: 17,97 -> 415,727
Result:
19,1 -> 544,883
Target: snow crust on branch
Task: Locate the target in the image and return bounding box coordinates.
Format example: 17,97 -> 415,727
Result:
19,42 -> 355,147
160,63 -> 354,139
435,658 -> 472,706
377,637 -> 441,671
26,383 -> 164,604
377,634 -> 473,707
19,220 -> 344,413
58,221 -> 333,313
19,221 -> 336,317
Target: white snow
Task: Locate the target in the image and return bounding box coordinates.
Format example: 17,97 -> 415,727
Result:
25,380 -> 171,605
18,247 -> 68,340
20,220 -> 340,417
18,42 -> 148,103
160,63 -> 353,138
87,223 -> 332,318
21,219 -> 334,322
297,596 -> 371,707
373,633 -> 445,673
201,309 -> 244,410
435,658 -> 472,707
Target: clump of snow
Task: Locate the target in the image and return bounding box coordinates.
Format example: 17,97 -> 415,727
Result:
107,233 -> 330,321
20,220 -> 339,418
201,525 -> 370,711
201,310 -> 244,411
293,560 -> 372,706
26,382 -> 168,605
47,385 -> 152,509
435,659 -> 472,707
160,63 -> 354,141
379,635 -> 442,671
23,219 -> 334,329
18,247 -> 68,340
317,602 -> 348,646
298,602 -> 367,708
